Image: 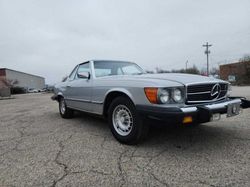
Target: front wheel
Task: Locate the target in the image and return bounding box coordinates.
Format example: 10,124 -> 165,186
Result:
108,97 -> 149,145
59,97 -> 74,118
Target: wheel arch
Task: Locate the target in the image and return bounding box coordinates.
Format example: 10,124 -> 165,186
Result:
56,92 -> 64,102
103,89 -> 135,117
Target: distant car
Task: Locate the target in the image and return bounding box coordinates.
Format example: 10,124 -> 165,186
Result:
37,89 -> 46,92
52,60 -> 250,144
40,88 -> 47,92
27,88 -> 38,93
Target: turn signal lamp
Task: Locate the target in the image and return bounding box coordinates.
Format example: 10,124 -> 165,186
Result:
183,116 -> 193,124
144,88 -> 158,104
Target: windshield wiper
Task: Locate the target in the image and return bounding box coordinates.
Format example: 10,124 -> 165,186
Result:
132,72 -> 144,75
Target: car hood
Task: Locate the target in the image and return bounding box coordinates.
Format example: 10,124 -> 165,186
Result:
99,73 -> 225,85
133,73 -> 226,85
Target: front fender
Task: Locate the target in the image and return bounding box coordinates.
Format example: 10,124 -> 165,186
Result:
105,88 -> 135,104
51,91 -> 64,102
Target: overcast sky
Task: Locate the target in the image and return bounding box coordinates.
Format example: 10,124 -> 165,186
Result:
0,0 -> 250,84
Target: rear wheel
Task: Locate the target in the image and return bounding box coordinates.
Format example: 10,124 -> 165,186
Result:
59,97 -> 74,118
108,96 -> 149,145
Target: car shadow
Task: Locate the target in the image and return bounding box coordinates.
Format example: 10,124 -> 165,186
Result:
58,111 -> 241,151
143,121 -> 240,151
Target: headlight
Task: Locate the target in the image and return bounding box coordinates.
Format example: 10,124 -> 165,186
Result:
158,89 -> 169,103
144,87 -> 184,104
172,88 -> 183,102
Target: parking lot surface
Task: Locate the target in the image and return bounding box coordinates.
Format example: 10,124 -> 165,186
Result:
0,87 -> 250,186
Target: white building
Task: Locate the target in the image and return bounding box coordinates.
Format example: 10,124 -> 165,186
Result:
0,68 -> 45,90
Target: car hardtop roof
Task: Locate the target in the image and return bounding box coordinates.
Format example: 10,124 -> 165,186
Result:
77,60 -> 136,67
90,60 -> 134,63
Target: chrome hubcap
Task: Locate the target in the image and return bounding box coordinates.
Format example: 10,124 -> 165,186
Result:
60,99 -> 66,114
112,105 -> 133,136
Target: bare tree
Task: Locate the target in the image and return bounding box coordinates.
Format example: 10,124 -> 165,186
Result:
171,65 -> 200,75
185,65 -> 200,74
239,55 -> 250,62
2,79 -> 19,88
145,70 -> 154,74
210,67 -> 219,76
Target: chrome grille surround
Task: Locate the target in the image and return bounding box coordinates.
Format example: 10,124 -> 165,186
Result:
186,82 -> 228,104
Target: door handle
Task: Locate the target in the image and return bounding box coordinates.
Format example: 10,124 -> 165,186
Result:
66,85 -> 71,88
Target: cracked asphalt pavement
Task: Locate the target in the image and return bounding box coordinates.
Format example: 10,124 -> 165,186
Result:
0,86 -> 250,186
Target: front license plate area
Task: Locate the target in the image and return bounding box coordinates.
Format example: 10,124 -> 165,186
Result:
227,103 -> 241,117
211,113 -> 221,121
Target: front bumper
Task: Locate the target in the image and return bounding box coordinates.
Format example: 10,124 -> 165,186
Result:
136,97 -> 250,124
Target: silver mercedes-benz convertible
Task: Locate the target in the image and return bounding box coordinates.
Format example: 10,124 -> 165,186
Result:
52,60 -> 250,144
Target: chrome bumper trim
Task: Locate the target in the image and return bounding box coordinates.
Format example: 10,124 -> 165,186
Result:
205,99 -> 241,110
180,99 -> 242,113
181,107 -> 198,113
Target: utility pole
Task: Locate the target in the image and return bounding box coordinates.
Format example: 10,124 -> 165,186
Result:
203,42 -> 212,76
185,60 -> 188,72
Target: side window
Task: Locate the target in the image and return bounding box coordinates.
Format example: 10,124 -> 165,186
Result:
95,69 -> 111,77
68,66 -> 78,81
75,62 -> 90,79
117,68 -> 123,75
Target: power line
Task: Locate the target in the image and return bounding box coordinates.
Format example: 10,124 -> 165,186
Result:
202,42 -> 212,76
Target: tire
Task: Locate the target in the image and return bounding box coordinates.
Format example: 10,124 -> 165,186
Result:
59,97 -> 74,118
108,96 -> 149,145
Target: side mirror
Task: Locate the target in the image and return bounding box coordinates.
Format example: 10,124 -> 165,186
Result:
77,71 -> 90,79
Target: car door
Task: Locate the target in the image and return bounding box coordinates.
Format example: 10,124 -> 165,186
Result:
63,65 -> 78,106
65,62 -> 93,112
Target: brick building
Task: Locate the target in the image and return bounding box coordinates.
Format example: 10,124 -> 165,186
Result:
219,61 -> 250,84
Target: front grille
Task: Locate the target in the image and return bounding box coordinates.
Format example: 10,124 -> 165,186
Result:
186,83 -> 228,103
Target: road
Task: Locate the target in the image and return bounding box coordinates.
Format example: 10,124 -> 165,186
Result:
0,87 -> 250,186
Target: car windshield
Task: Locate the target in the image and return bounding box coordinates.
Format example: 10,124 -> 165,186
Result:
94,61 -> 145,77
